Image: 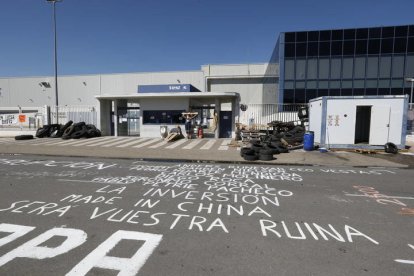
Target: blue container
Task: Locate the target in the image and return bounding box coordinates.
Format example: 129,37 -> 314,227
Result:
303,131 -> 315,151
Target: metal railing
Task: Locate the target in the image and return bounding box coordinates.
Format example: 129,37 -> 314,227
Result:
50,105 -> 97,125
239,103 -> 307,126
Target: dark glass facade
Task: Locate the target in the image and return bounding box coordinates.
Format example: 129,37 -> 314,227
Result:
270,25 -> 414,103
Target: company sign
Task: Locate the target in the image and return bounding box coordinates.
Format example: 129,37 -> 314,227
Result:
138,84 -> 194,93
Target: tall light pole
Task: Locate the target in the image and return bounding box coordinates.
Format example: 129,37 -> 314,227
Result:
47,0 -> 61,124
406,77 -> 414,110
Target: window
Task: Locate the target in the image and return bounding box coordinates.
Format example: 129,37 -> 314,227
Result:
354,57 -> 366,79
343,40 -> 355,55
408,37 -> 414,53
285,43 -> 295,57
307,81 -> 317,89
318,59 -> 330,79
366,80 -> 378,88
285,33 -> 295,43
295,89 -> 306,103
341,89 -> 353,96
307,42 -> 319,56
353,80 -> 365,89
296,32 -> 307,42
391,79 -> 403,88
331,41 -> 343,56
306,89 -> 317,102
382,27 -> 394,38
307,59 -> 318,79
355,40 -> 368,55
318,81 -> 329,89
381,38 -> 394,54
356,28 -> 368,39
342,58 -> 354,79
296,43 -> 307,57
285,59 -> 295,80
369,27 -> 381,39
394,38 -> 407,53
320,30 -> 331,41
296,81 -> 306,89
319,41 -> 330,56
379,56 -> 391,78
406,55 -> 414,77
284,81 -> 294,89
283,89 -> 294,104
331,30 -> 343,40
368,39 -> 380,54
143,110 -> 185,124
344,29 -> 355,40
395,26 -> 408,37
308,31 -> 319,41
392,56 -> 405,78
330,58 -> 341,79
366,57 -> 379,78
296,59 -> 306,79
330,81 -> 341,89
410,25 -> 414,36
378,79 -> 390,88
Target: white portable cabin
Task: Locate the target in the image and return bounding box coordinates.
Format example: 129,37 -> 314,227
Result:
308,95 -> 408,149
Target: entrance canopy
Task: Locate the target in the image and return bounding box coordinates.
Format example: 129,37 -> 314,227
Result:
95,92 -> 240,138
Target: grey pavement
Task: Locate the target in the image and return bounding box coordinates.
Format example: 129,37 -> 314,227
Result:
0,132 -> 413,168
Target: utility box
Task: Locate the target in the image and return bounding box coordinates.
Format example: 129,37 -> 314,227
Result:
309,95 -> 408,149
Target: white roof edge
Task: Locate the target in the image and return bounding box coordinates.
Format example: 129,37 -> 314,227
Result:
95,92 -> 239,99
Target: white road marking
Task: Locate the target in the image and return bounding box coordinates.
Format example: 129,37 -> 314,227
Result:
133,139 -> 162,148
101,137 -> 137,147
116,138 -> 150,148
164,139 -> 188,149
200,139 -> 216,150
218,139 -> 231,150
182,139 -> 202,149
345,194 -> 414,200
148,140 -> 169,149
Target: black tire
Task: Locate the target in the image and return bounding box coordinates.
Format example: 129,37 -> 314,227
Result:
251,144 -> 264,153
71,126 -> 88,139
48,124 -> 61,137
259,154 -> 274,161
73,122 -> 86,132
57,120 -> 73,137
384,142 -> 398,154
36,126 -> 51,138
49,129 -> 60,138
15,135 -> 34,140
62,125 -> 75,139
277,147 -> 289,153
240,147 -> 255,157
243,152 -> 258,161
259,148 -> 274,155
265,145 -> 280,155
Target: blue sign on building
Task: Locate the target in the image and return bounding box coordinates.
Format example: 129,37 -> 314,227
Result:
138,84 -> 200,93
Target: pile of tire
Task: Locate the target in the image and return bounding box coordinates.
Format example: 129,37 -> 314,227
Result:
278,126 -> 305,145
35,121 -> 101,139
240,138 -> 289,161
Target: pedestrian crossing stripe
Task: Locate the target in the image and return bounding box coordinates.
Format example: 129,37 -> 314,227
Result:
0,137 -> 236,151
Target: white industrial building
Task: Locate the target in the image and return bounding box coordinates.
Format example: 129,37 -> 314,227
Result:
0,63 -> 279,138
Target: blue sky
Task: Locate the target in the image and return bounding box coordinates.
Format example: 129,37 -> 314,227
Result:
0,0 -> 412,77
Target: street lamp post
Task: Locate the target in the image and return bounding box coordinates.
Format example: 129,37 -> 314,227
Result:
406,78 -> 414,110
47,0 -> 61,124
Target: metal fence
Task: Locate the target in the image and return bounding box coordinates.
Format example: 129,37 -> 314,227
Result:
239,103 -> 307,126
50,105 -> 97,125
408,103 -> 414,135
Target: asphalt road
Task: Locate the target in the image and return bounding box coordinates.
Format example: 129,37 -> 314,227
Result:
0,154 -> 414,276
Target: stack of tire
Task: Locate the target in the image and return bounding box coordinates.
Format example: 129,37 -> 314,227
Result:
240,138 -> 288,161
35,121 -> 101,139
278,126 -> 305,145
